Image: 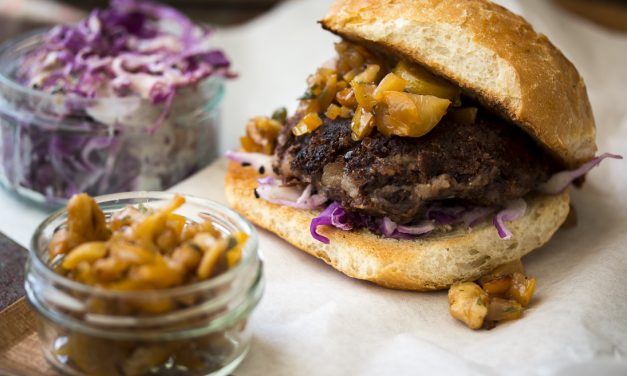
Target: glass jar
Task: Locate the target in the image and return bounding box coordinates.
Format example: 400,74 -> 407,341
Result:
25,192 -> 263,376
0,31 -> 225,206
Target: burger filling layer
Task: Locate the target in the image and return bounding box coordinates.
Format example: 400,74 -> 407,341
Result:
239,40 -> 562,229
273,110 -> 556,224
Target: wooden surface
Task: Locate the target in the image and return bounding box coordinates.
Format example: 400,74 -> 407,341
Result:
0,299 -> 52,376
0,232 -> 49,374
553,0 -> 627,32
0,233 -> 27,312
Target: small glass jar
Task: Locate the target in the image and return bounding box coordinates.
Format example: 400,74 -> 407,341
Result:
25,192 -> 263,376
0,31 -> 225,206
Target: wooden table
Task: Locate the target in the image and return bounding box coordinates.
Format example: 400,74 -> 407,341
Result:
0,234 -> 50,375
553,0 -> 627,32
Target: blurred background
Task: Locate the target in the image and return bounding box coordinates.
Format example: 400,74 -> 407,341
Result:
0,0 -> 626,43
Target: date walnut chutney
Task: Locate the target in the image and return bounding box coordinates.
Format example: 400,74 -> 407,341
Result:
34,193 -> 255,375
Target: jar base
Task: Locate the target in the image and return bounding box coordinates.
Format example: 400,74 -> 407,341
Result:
43,342 -> 250,376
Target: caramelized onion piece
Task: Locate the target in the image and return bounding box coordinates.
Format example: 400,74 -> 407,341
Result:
293,113 -> 323,136
336,88 -> 356,108
448,282 -> 488,330
507,272 -> 536,307
373,72 -> 407,100
352,64 -> 380,84
393,61 -> 461,101
240,116 -> 282,154
376,91 -> 450,137
351,106 -> 375,141
318,73 -> 338,111
325,104 -> 341,120
325,104 -> 352,120
480,275 -> 512,296
351,82 -> 377,112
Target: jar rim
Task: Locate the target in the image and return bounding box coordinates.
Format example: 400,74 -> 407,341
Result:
0,29 -> 225,108
28,191 -> 260,299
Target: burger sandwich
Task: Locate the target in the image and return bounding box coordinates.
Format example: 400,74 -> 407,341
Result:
224,0 -> 620,292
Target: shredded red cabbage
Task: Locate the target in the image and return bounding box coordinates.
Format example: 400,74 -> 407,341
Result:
397,222 -> 436,235
257,175 -> 275,185
310,202 -> 352,244
17,0 -> 234,102
254,177 -> 327,210
425,203 -> 494,229
538,153 -> 623,194
310,202 -> 438,243
380,217 -> 397,237
493,198 -> 527,240
2,0 -> 232,203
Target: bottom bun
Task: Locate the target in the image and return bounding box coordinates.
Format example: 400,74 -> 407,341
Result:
225,161 -> 570,291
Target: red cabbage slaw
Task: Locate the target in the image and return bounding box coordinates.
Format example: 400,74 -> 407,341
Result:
492,199 -> 527,240
1,0 -> 232,203
256,180 -> 328,210
538,153 -> 622,194
228,151 -> 622,243
310,203 -> 485,244
17,0 -> 233,103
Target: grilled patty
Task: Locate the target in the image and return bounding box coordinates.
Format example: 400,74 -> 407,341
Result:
273,112 -> 557,224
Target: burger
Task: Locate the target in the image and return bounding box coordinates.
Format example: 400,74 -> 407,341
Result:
224,0 -> 618,292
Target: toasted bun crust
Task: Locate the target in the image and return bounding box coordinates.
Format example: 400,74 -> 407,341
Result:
320,0 -> 596,168
225,162 -> 570,291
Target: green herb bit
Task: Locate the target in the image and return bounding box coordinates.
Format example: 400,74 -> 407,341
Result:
298,89 -> 316,100
272,107 -> 288,124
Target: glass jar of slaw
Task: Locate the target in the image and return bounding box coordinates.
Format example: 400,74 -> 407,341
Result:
0,31 -> 224,206
25,192 -> 263,376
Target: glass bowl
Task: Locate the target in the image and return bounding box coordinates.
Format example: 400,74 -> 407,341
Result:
0,31 -> 225,206
25,192 -> 263,376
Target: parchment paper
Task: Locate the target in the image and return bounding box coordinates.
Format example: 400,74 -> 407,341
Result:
175,0 -> 627,374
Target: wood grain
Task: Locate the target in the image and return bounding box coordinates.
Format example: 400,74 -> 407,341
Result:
0,299 -> 53,376
0,233 -> 27,312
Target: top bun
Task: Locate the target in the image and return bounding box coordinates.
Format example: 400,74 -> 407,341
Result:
321,0 -> 596,168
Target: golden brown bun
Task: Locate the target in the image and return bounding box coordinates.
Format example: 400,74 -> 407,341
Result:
321,0 -> 596,168
225,162 -> 570,291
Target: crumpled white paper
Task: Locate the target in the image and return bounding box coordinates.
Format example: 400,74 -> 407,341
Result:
175,0 -> 627,374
